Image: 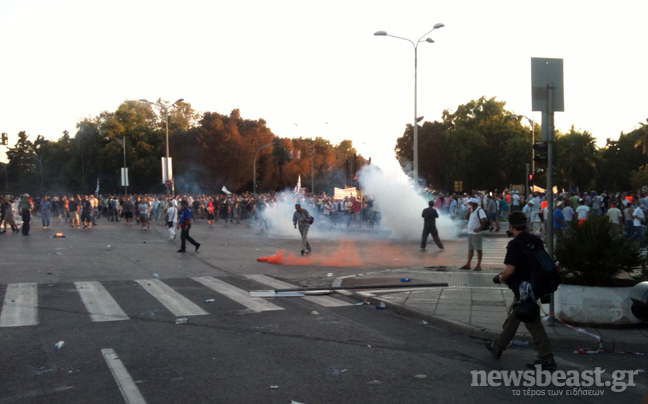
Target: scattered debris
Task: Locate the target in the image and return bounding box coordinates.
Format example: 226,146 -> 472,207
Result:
175,318 -> 188,324
510,340 -> 530,346
327,273 -> 333,277
270,385 -> 279,390
414,374 -> 427,379
401,278 -> 412,282
152,273 -> 159,278
204,299 -> 215,303
367,380 -> 382,385
55,341 -> 65,349
55,252 -> 62,256
47,272 -> 53,275
422,320 -> 428,325
376,302 -> 386,310
311,311 -> 319,315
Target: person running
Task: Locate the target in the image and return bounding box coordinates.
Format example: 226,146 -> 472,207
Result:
292,203 -> 312,255
177,200 -> 200,253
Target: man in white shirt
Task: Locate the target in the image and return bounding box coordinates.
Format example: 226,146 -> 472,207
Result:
606,203 -> 623,236
460,198 -> 488,271
511,192 -> 521,211
167,199 -> 178,240
575,199 -> 590,221
562,201 -> 575,225
631,200 -> 645,248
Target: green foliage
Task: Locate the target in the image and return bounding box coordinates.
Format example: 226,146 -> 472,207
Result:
398,96 -> 530,191
555,216 -> 645,286
553,127 -> 599,190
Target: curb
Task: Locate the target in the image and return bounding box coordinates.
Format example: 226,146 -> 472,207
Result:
347,290 -> 648,353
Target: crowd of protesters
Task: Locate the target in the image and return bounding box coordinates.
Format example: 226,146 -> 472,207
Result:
1,188 -> 647,250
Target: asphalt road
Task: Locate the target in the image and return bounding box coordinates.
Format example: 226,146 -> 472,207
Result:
1,218 -> 646,403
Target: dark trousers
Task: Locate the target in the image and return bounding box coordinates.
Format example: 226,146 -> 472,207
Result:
21,209 -> 30,235
421,224 -> 443,249
492,297 -> 553,361
180,226 -> 199,250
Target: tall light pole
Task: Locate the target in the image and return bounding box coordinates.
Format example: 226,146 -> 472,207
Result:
105,136 -> 127,195
253,143 -> 274,195
374,23 -> 444,189
140,98 -> 184,195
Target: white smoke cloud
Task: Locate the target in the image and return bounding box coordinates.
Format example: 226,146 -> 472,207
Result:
358,164 -> 459,241
254,164 -> 461,242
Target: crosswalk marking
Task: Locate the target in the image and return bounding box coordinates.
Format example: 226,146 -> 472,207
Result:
0,283 -> 38,327
75,281 -> 130,322
245,274 -> 351,308
135,279 -> 208,317
191,276 -> 284,312
102,348 -> 147,404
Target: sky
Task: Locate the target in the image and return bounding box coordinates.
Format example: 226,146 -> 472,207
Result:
1,0 -> 647,176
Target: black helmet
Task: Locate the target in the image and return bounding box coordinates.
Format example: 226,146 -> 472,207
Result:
514,300 -> 540,323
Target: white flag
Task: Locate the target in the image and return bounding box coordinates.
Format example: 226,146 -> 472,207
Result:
222,186 -> 232,195
294,175 -> 301,195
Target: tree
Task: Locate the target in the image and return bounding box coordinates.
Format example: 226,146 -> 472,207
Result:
598,131 -> 647,192
6,131 -> 37,192
554,127 -> 599,191
400,96 -> 530,191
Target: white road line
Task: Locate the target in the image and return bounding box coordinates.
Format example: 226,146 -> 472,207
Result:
0,283 -> 38,327
245,274 -> 351,308
135,279 -> 208,317
75,282 -> 129,322
191,276 -> 284,312
101,348 -> 147,404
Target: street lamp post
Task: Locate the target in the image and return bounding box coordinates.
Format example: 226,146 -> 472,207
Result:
105,136 -> 127,195
140,98 -> 184,196
253,143 -> 274,195
374,23 -> 444,188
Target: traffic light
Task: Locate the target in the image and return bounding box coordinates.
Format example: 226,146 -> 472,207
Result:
1,133 -> 7,145
528,174 -> 534,188
533,141 -> 548,165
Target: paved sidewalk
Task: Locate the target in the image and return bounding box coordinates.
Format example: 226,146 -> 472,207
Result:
334,267 -> 648,353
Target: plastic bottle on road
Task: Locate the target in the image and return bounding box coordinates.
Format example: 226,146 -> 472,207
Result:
175,318 -> 188,324
55,341 -> 65,349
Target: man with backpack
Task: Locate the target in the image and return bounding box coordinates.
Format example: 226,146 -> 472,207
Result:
460,198 -> 488,271
486,211 -> 557,370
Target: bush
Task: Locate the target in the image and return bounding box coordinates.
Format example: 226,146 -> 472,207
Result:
555,216 -> 646,287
